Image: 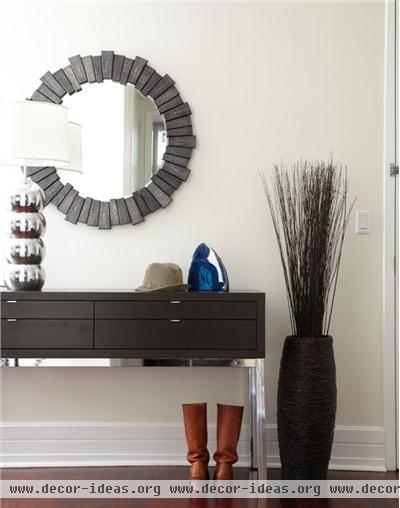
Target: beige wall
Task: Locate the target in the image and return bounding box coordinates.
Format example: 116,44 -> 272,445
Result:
0,1 -> 385,428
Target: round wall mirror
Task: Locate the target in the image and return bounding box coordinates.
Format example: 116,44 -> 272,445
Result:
27,51 -> 196,229
64,83 -> 167,200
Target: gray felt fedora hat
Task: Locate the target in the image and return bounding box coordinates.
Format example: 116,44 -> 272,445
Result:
135,263 -> 191,292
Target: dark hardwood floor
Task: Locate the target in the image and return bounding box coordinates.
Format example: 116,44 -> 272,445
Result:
1,467 -> 398,508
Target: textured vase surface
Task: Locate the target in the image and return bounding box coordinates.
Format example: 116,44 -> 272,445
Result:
277,335 -> 337,480
188,243 -> 229,291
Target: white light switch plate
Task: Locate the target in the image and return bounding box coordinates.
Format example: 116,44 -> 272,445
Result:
355,210 -> 371,235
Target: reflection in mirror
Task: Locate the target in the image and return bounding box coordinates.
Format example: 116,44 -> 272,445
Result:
64,82 -> 166,200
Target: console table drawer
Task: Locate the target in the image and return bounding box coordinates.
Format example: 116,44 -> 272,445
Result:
1,301 -> 93,319
95,301 -> 256,320
95,320 -> 256,350
1,320 -> 93,349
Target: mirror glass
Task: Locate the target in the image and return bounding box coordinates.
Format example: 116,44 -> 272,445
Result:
63,82 -> 167,200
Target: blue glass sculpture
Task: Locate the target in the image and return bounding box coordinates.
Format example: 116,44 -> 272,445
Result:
188,243 -> 229,292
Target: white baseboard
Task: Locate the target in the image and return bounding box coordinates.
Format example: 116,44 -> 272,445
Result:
0,422 -> 386,471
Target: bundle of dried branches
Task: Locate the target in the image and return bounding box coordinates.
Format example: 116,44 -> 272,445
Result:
261,159 -> 355,337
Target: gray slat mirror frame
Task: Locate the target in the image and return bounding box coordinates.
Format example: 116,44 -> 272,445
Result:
27,51 -> 196,229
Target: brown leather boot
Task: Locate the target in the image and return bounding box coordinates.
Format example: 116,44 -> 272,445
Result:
213,403 -> 244,480
182,402 -> 210,480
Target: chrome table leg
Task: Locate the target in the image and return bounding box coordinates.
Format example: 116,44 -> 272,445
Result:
249,364 -> 257,471
250,358 -> 266,480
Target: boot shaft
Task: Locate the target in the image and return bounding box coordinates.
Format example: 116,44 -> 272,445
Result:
214,403 -> 244,464
182,402 -> 210,464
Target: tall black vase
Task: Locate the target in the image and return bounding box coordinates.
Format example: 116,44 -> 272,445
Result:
277,335 -> 337,480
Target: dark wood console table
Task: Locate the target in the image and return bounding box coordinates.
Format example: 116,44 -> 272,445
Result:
1,290 -> 266,479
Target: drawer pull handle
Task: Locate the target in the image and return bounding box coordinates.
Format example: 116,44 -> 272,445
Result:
170,319 -> 181,323
170,301 -> 181,304
7,319 -> 17,322
6,301 -> 17,304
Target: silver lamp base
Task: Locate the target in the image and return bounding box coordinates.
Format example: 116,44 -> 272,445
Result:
4,176 -> 46,291
4,264 -> 45,291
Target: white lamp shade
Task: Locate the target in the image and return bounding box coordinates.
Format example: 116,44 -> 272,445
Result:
0,100 -> 70,168
65,122 -> 83,174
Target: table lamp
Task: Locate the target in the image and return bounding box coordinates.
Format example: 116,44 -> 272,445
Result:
0,100 -> 72,290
